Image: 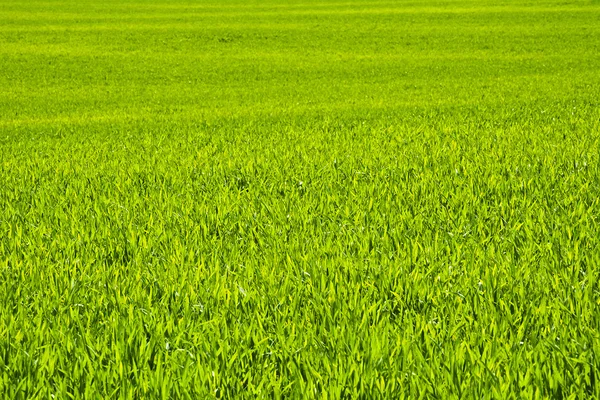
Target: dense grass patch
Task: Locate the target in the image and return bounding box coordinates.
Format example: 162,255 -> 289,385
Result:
1,0 -> 600,397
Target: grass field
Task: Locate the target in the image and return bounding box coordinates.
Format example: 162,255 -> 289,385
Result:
1,0 -> 600,397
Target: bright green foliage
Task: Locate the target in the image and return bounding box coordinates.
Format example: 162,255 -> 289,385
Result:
1,0 -> 600,398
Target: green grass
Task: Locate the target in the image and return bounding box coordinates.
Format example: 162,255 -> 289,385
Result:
1,0 -> 600,397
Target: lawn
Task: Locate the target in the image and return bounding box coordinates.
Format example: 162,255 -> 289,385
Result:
1,0 -> 600,397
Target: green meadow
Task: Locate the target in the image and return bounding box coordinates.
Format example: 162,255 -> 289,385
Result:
1,0 -> 600,397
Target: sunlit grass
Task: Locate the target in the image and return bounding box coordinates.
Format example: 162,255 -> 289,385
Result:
1,0 -> 600,397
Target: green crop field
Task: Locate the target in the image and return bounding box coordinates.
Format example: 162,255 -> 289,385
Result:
1,0 -> 600,397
